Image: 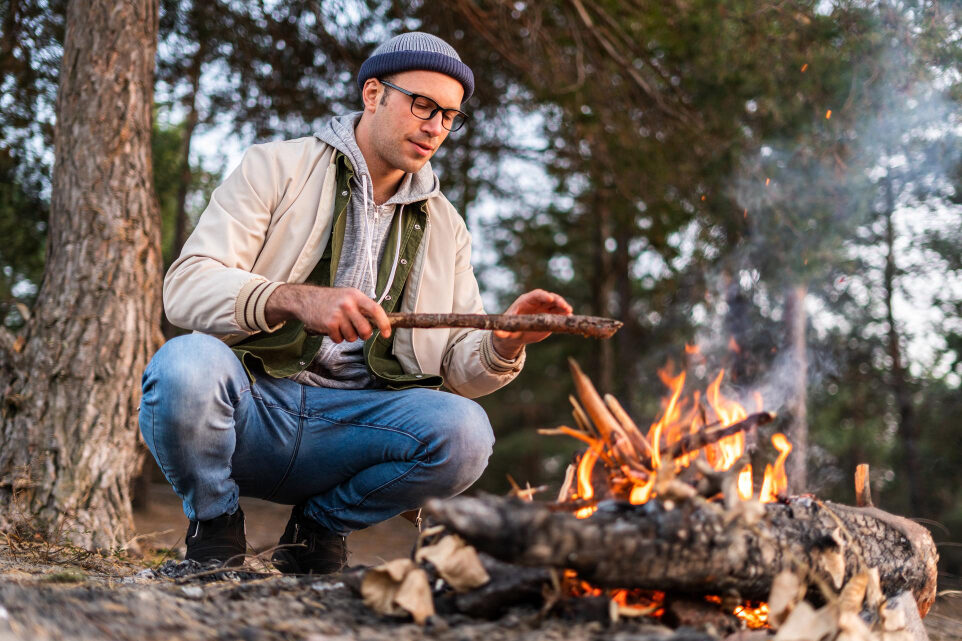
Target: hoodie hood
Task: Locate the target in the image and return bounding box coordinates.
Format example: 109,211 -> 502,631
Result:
315,111 -> 441,206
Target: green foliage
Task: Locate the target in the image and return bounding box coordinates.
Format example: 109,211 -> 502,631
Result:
0,146 -> 47,328
151,109 -> 223,268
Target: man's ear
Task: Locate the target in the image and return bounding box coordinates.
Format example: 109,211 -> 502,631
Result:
361,78 -> 382,113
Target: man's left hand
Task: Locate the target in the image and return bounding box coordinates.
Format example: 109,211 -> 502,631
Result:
491,289 -> 573,360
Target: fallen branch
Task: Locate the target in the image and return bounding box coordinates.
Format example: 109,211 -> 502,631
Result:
386,313 -> 622,339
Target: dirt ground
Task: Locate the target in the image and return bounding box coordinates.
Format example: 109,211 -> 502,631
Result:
0,484 -> 959,641
130,483 -> 419,568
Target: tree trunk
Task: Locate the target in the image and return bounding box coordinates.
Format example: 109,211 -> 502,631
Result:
0,0 -> 162,550
882,177 -> 920,512
783,284 -> 808,493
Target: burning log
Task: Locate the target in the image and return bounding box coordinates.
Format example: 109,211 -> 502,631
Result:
384,313 -> 622,339
425,494 -> 938,617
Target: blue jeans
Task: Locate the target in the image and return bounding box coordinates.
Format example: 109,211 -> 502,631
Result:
139,334 -> 494,535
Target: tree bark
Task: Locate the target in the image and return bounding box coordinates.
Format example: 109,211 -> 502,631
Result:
427,494 -> 938,617
0,0 -> 162,550
783,284 -> 808,493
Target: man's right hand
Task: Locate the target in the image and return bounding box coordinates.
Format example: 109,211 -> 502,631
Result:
264,284 -> 392,343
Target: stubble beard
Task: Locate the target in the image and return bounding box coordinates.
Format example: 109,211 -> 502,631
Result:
372,124 -> 431,175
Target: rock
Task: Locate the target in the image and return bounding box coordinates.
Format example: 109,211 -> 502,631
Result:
180,586 -> 204,599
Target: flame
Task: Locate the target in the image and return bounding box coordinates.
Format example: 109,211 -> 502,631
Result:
577,445 -> 600,500
629,478 -> 654,505
574,444 -> 602,518
554,351 -> 793,629
706,596 -> 769,628
738,464 -> 754,500
562,354 -> 793,513
734,602 -> 770,628
759,433 -> 792,502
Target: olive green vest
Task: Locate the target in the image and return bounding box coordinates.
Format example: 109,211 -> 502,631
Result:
230,152 -> 444,390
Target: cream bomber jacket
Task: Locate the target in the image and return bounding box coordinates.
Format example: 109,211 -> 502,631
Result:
163,136 -> 524,399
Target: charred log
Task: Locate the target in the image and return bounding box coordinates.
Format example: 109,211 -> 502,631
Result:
448,553 -> 552,619
425,495 -> 937,617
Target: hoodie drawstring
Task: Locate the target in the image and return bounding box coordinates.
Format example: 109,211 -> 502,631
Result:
360,174 -> 404,306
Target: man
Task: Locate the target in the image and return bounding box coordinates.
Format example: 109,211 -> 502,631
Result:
140,32 -> 571,575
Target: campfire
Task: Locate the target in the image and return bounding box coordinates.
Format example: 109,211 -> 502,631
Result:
544,356 -> 788,628
358,354 -> 938,640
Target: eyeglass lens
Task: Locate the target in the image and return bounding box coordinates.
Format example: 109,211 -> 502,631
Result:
411,95 -> 466,131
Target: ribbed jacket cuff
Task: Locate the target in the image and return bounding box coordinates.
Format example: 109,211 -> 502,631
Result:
480,331 -> 525,374
235,278 -> 284,333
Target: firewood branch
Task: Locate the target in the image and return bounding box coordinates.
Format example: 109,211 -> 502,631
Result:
385,313 -> 622,339
653,412 -> 774,465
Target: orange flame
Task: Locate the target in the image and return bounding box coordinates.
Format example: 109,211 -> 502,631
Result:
738,464 -> 754,500
759,433 -> 792,502
557,350 -> 792,628
565,356 -> 791,511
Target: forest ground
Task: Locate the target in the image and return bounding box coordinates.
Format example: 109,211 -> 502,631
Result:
0,484 -> 959,641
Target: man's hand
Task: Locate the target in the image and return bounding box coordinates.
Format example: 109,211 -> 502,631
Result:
491,289 -> 573,360
264,284 -> 392,343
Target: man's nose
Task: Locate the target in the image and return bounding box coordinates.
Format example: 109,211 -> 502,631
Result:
421,111 -> 445,137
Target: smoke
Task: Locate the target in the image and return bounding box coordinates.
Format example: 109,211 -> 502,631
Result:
707,33 -> 962,408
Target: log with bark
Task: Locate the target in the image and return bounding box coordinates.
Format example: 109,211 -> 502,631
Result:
425,494 -> 937,617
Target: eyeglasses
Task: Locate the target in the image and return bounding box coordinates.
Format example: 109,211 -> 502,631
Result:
379,79 -> 469,132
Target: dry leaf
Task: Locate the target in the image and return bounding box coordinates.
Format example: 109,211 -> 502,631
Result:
773,602 -> 838,641
818,529 -> 847,590
837,610 -> 873,641
415,535 -> 490,592
838,572 -> 868,615
864,567 -> 884,610
879,632 -> 915,641
361,559 -> 435,624
393,567 -> 434,624
768,570 -> 804,629
880,603 -> 906,632
878,592 -> 926,641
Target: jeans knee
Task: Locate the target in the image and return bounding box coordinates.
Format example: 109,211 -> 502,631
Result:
427,395 -> 494,494
141,334 -> 245,446
144,334 -> 242,398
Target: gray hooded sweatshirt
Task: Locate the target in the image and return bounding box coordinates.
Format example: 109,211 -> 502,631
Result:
291,112 -> 441,389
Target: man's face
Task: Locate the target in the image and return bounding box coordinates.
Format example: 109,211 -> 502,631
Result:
367,70 -> 465,174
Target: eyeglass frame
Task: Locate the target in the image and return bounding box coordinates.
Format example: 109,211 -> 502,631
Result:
378,79 -> 470,132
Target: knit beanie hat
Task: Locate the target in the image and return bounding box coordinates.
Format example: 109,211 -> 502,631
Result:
357,32 -> 474,103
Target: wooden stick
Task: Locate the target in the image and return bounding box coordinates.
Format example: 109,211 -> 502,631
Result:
653,411 -> 774,465
603,393 -> 654,457
386,313 -> 622,339
855,463 -> 874,508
